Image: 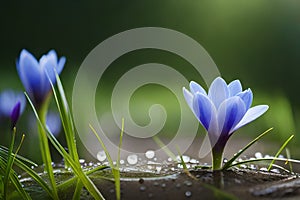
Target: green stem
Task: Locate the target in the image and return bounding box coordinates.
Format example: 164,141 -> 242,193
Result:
37,96 -> 59,200
212,143 -> 225,170
3,127 -> 17,199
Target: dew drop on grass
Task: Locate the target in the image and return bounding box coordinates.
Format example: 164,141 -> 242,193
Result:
145,150 -> 155,159
185,191 -> 192,197
127,154 -> 138,165
79,159 -> 85,164
97,150 -> 107,162
255,152 -> 263,159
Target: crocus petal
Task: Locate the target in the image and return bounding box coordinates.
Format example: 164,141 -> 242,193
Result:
237,89 -> 253,110
193,93 -> 214,130
189,81 -> 206,95
217,96 -> 246,137
17,50 -> 42,96
208,77 -> 229,109
183,87 -> 193,111
57,56 -> 66,75
230,105 -> 269,133
228,80 -> 242,96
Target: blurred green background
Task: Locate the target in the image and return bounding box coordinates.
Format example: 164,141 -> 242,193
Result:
0,1 -> 299,162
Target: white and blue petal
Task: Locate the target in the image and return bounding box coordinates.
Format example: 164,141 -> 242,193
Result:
189,81 -> 206,95
217,96 -> 246,136
230,105 -> 269,133
193,93 -> 214,130
237,89 -> 253,110
208,77 -> 229,109
228,80 -> 242,96
183,87 -> 193,111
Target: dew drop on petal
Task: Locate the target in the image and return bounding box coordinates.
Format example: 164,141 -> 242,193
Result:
97,151 -> 107,162
145,150 -> 155,159
127,154 -> 138,165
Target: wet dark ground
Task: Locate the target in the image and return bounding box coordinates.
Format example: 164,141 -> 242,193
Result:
20,162 -> 300,200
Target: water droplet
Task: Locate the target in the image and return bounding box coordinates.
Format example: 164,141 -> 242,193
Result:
79,159 -> 85,164
140,185 -> 146,191
185,191 -> 192,197
97,151 -> 107,162
156,166 -> 162,173
255,152 -> 263,159
184,180 -> 192,187
189,159 -> 199,164
148,193 -> 153,198
120,159 -> 125,165
161,183 -> 166,188
167,157 -> 173,162
260,167 -> 268,171
271,168 -> 280,173
127,154 -> 138,165
145,150 -> 155,159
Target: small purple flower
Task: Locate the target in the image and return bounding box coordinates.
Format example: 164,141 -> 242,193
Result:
16,49 -> 66,107
183,77 -> 268,169
0,90 -> 26,127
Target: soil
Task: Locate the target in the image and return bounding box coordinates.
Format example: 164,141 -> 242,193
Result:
19,163 -> 300,200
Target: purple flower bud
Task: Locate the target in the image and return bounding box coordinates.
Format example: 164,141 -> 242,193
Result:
0,90 -> 26,127
10,101 -> 21,127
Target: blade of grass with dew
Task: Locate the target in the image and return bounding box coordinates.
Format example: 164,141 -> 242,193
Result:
52,74 -> 84,200
0,156 -> 32,200
268,135 -> 294,171
57,165 -> 108,190
89,119 -> 124,200
0,145 -> 53,197
222,128 -> 273,170
27,93 -> 59,200
50,73 -> 79,163
0,145 -> 37,167
26,92 -> 105,200
153,136 -> 177,161
285,148 -> 293,172
0,146 -> 53,197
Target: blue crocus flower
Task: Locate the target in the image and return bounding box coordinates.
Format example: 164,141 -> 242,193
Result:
183,77 -> 268,169
16,49 -> 66,107
0,90 -> 26,127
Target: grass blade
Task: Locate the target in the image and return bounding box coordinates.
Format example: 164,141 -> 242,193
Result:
222,128 -> 273,170
268,135 -> 294,171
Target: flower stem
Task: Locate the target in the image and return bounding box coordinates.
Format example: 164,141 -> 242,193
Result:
212,142 -> 225,170
37,96 -> 59,200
